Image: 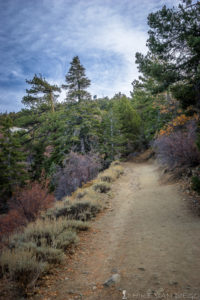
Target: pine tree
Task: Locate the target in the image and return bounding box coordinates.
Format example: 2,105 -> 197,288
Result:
22,74 -> 61,112
62,56 -> 91,102
135,1 -> 200,108
113,96 -> 141,153
0,116 -> 27,213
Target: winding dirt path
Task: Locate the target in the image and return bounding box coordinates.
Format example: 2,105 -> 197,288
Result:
34,161 -> 200,300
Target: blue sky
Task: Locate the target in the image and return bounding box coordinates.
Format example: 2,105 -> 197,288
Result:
0,0 -> 179,112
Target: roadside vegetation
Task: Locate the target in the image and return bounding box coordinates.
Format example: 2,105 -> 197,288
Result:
0,162 -> 123,294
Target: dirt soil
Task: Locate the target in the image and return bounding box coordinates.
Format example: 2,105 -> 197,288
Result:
33,161 -> 200,300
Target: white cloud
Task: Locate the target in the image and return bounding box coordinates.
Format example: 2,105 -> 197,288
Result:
58,1 -> 148,97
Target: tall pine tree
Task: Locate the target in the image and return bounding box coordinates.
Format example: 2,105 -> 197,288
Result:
62,56 -> 91,103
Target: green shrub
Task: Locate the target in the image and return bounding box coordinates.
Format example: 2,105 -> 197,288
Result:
113,166 -> 124,178
9,241 -> 64,264
191,176 -> 200,194
93,182 -> 111,193
67,201 -> 100,220
66,220 -> 90,231
35,247 -> 65,264
0,249 -> 47,286
53,206 -> 69,218
100,175 -> 113,183
9,218 -> 78,249
46,201 -> 100,221
53,230 -> 78,250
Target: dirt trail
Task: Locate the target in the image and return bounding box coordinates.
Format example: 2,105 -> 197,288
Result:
35,161 -> 200,300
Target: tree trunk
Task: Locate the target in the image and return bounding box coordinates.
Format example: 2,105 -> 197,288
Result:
50,91 -> 55,113
81,138 -> 85,154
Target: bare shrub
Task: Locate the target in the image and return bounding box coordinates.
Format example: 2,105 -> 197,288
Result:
9,182 -> 55,223
54,152 -> 101,200
0,182 -> 54,244
154,121 -> 200,168
0,210 -> 26,244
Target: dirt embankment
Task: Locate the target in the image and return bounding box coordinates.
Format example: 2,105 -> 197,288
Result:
33,161 -> 200,300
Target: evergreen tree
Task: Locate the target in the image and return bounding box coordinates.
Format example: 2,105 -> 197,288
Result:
22,74 -> 61,112
131,78 -> 173,147
59,100 -> 101,154
113,96 -> 141,153
62,56 -> 91,102
0,116 -> 27,213
135,1 -> 200,108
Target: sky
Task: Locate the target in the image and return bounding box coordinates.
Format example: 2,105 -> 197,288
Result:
0,0 -> 179,113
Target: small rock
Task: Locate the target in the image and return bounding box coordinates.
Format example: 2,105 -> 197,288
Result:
111,268 -> 118,274
157,287 -> 164,293
138,267 -> 145,271
169,280 -> 178,286
186,286 -> 191,290
82,271 -> 89,275
147,289 -> 155,296
92,286 -> 97,290
65,277 -> 69,280
68,290 -> 75,294
103,274 -> 121,287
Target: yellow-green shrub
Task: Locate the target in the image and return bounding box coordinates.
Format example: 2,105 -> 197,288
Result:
0,248 -> 47,286
93,182 -> 111,193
